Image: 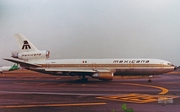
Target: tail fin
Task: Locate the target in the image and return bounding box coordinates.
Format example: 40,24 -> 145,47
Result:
15,34 -> 39,51
9,64 -> 20,71
12,34 -> 50,61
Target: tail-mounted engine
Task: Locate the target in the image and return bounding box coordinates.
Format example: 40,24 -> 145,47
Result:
11,50 -> 50,61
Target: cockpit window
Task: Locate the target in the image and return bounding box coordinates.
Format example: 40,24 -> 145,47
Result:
167,63 -> 174,66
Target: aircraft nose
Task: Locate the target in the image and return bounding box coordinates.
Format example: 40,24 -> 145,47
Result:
174,66 -> 179,70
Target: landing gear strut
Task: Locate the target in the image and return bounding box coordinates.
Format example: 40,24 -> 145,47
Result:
76,75 -> 88,83
148,79 -> 151,82
148,75 -> 153,82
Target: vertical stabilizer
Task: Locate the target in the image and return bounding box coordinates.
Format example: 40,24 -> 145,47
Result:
12,34 -> 50,61
15,34 -> 39,51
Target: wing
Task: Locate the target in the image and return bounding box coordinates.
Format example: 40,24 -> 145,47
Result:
44,68 -> 111,73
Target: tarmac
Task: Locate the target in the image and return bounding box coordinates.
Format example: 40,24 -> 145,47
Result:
0,70 -> 179,112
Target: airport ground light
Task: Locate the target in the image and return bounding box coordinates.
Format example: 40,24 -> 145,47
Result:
112,103 -> 134,112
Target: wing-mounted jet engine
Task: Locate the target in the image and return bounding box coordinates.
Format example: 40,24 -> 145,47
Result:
92,72 -> 114,81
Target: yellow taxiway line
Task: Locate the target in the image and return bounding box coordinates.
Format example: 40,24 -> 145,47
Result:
97,83 -> 178,103
36,82 -> 47,86
121,83 -> 169,95
0,102 -> 107,108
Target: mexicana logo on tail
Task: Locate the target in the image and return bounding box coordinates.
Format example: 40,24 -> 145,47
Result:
9,64 -> 19,71
22,40 -> 31,49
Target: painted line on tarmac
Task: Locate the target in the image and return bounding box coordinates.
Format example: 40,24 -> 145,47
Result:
56,77 -> 61,80
58,83 -> 67,86
121,83 -> 169,95
0,102 -> 106,108
96,83 -> 177,103
36,82 -> 47,86
0,90 -> 109,96
13,82 -> 27,85
97,93 -> 179,104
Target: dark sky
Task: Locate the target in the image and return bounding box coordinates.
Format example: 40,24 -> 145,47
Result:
1,0 -> 180,66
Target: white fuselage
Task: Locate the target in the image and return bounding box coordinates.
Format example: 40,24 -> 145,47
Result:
30,58 -> 175,76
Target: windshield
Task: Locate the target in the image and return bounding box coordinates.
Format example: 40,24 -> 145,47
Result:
167,63 -> 174,66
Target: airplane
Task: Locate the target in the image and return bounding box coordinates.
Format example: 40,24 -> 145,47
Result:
4,34 -> 177,82
0,64 -> 20,73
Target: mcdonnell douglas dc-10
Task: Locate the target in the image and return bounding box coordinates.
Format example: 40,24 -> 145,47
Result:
4,34 -> 177,82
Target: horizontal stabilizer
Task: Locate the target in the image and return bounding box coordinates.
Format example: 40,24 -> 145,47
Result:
4,58 -> 41,67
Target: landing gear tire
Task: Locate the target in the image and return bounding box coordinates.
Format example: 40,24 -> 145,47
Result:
148,75 -> 153,82
83,78 -> 88,82
76,78 -> 88,83
148,79 -> 152,82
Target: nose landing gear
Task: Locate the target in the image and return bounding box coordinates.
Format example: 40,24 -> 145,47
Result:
148,75 -> 153,82
76,75 -> 88,83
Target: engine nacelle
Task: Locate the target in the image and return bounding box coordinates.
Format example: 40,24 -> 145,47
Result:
11,50 -> 50,61
92,72 -> 114,81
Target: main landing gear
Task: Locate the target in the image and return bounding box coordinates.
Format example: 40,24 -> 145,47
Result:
76,75 -> 88,83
